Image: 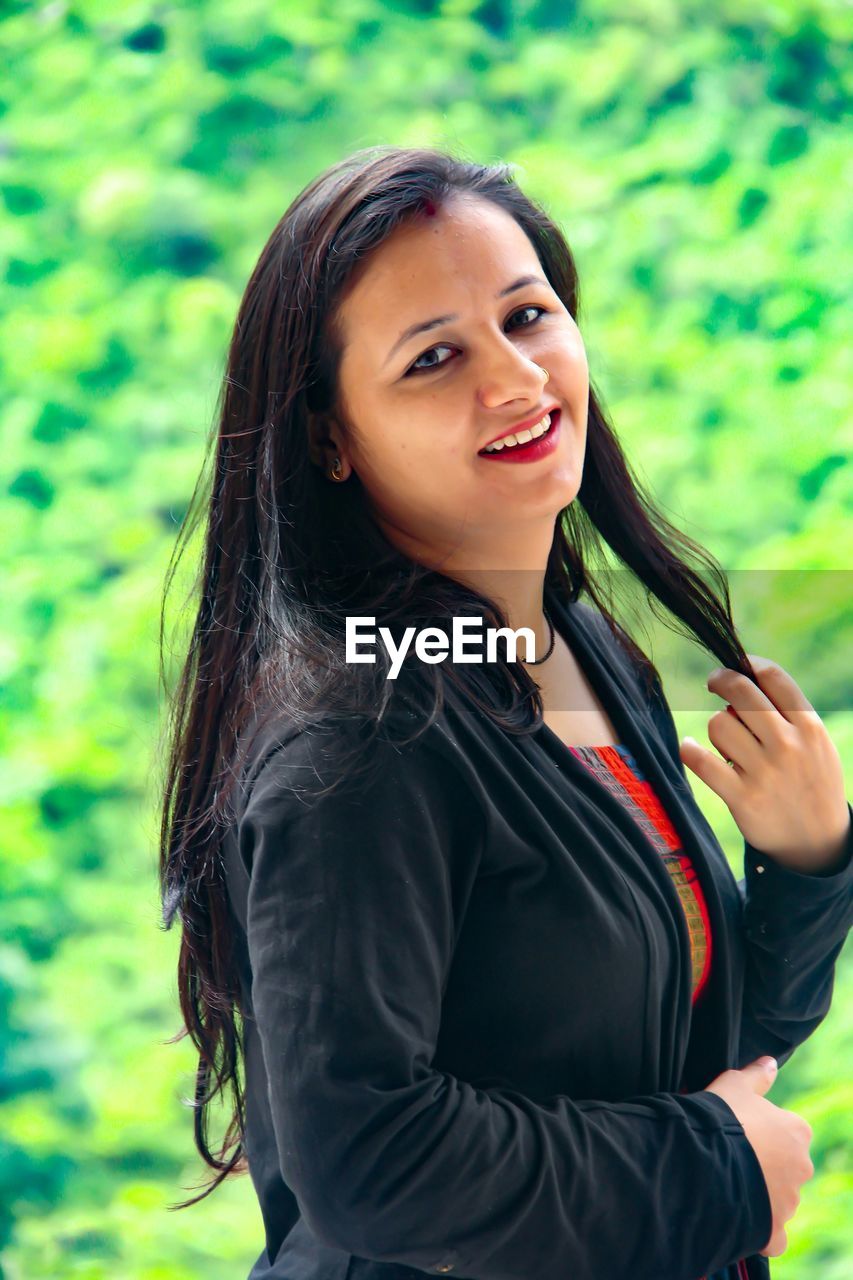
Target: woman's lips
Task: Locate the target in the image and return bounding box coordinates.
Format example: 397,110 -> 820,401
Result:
477,409 -> 561,463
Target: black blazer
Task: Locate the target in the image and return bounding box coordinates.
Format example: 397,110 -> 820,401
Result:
222,588 -> 853,1280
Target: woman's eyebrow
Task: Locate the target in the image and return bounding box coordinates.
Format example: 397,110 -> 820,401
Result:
382,273 -> 549,367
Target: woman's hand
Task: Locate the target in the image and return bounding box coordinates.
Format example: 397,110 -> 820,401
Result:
679,654 -> 850,874
704,1056 -> 814,1258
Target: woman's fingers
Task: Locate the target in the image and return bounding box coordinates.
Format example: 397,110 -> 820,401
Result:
680,650 -> 850,869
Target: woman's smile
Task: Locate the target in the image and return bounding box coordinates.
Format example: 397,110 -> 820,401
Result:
477,408 -> 562,463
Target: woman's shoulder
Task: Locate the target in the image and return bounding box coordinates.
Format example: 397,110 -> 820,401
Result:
231,685 -> 483,828
227,700 -> 490,900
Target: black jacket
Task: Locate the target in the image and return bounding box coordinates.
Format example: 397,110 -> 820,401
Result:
222,588 -> 853,1280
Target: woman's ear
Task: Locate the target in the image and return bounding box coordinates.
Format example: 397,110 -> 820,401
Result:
307,412 -> 338,467
307,412 -> 352,480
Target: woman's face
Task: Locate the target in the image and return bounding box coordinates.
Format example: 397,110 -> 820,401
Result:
315,194 -> 589,570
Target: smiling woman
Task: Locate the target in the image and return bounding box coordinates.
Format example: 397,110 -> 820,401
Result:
157,144 -> 852,1280
309,193 -> 589,575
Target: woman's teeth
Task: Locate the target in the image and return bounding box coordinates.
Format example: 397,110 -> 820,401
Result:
482,411 -> 551,453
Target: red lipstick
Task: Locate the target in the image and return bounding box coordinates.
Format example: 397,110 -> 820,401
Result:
477,409 -> 561,464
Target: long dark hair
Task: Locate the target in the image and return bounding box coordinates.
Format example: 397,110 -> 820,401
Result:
157,144 -> 756,1209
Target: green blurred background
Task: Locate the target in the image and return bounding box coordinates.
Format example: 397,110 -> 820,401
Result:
1,1 -> 850,1276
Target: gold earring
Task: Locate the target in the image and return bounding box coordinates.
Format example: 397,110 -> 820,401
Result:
329,457 -> 345,481
538,366 -> 550,382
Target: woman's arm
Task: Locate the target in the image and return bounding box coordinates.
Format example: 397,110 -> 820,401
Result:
237,721 -> 770,1280
735,814 -> 852,1067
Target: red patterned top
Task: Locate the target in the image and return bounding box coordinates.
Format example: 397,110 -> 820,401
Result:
567,743 -> 712,1005
567,748 -> 739,1280
571,742 -> 742,1280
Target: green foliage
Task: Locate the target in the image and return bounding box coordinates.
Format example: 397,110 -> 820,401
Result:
0,1 -> 849,1275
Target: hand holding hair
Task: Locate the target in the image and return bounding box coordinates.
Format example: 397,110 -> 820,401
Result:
679,654 -> 851,875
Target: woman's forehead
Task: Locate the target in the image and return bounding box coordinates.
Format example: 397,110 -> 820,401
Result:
336,206 -> 543,363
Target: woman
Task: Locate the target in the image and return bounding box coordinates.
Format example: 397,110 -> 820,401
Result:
158,146 -> 852,1280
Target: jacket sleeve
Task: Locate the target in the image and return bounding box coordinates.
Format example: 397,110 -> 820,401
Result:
639,656 -> 853,1069
735,810 -> 853,1068
238,719 -> 771,1280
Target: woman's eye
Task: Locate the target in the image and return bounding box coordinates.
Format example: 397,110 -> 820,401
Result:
404,305 -> 547,376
